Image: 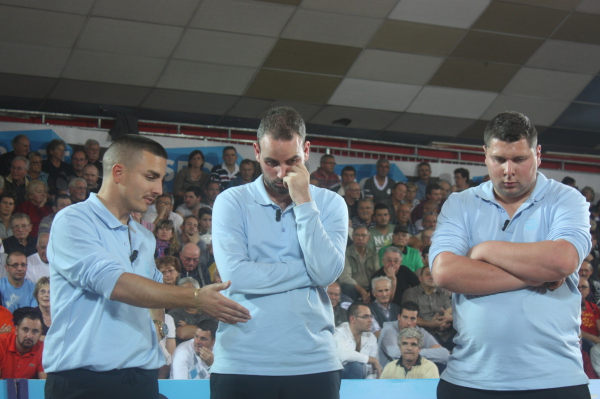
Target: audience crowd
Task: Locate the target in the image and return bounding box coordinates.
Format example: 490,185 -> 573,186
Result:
0,134 -> 598,383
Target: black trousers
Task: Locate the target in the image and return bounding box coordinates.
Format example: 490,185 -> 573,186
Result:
210,371 -> 342,399
437,379 -> 591,399
45,367 -> 159,399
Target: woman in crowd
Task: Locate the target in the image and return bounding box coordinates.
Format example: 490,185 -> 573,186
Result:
172,150 -> 210,203
155,255 -> 181,286
33,277 -> 51,340
153,220 -> 181,259
15,180 -> 52,238
42,139 -> 73,190
26,151 -> 49,184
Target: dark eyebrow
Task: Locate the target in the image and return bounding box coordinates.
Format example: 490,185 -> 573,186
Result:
146,169 -> 163,179
264,156 -> 301,163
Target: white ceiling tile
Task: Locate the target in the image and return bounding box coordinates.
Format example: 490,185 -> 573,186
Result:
157,60 -> 256,96
142,89 -> 238,114
329,78 -> 422,112
309,106 -> 399,130
174,29 -> 276,67
77,17 -> 183,58
0,0 -> 93,14
190,0 -> 294,37
577,0 -> 600,15
300,0 -> 398,18
526,40 -> 600,75
387,113 -> 476,137
503,68 -> 594,101
92,0 -> 200,25
227,98 -> 274,118
480,94 -> 570,126
281,9 -> 382,47
50,80 -> 151,107
62,50 -> 166,86
0,42 -> 70,77
0,5 -> 85,47
389,0 -> 491,28
407,86 -> 497,119
347,49 -> 443,85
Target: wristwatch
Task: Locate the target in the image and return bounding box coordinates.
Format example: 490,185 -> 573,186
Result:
153,320 -> 169,340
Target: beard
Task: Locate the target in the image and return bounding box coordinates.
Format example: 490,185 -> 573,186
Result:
263,175 -> 289,195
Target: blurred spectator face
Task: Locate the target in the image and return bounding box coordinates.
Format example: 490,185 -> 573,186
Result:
352,227 -> 369,248
382,251 -> 402,274
239,162 -> 255,182
194,328 -> 215,355
374,209 -> 390,228
53,197 -> 72,213
69,181 -> 87,202
357,201 -> 373,223
578,278 -> 590,304
14,136 -> 30,157
454,173 -> 468,189
406,186 -> 417,202
49,144 -> 65,162
398,309 -> 418,329
400,337 -> 421,363
156,196 -> 173,214
83,165 -> 99,188
16,317 -> 42,352
396,204 -> 411,224
223,149 -> 237,167
345,182 -> 361,201
180,245 -> 200,272
183,191 -> 200,209
392,231 -> 410,248
199,213 -> 212,235
341,169 -> 355,185
71,151 -> 88,173
0,196 -> 15,217
579,261 -> 593,280
423,201 -> 438,214
85,143 -> 100,163
438,181 -> 451,199
326,283 -> 341,308
418,164 -> 431,181
28,154 -> 42,175
373,279 -> 391,306
190,152 -> 204,169
376,161 -> 390,178
582,188 -> 594,203
206,183 -> 221,203
421,230 -> 434,247
6,253 -> 27,282
156,225 -> 173,242
428,189 -> 442,204
393,184 -> 407,202
37,283 -> 50,308
419,267 -> 435,289
161,265 -> 180,286
12,217 -> 32,240
10,159 -> 28,182
352,305 -> 373,333
422,214 -> 437,230
182,217 -> 198,236
29,184 -> 47,207
321,156 -> 336,174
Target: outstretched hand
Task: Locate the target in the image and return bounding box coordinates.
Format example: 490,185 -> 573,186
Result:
198,281 -> 251,324
283,164 -> 312,205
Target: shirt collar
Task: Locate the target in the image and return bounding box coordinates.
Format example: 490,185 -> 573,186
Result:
396,355 -> 422,371
8,331 -> 42,357
474,172 -> 549,205
87,193 -> 130,230
251,175 -> 296,210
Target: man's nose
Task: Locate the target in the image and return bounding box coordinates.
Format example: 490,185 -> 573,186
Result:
277,165 -> 291,179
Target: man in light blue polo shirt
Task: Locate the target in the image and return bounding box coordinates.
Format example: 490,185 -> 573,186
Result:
44,135 -> 249,399
431,111 -> 591,399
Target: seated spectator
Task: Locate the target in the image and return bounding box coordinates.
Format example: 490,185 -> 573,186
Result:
198,208 -> 213,247
3,156 -> 30,206
3,214 -> 37,257
363,159 -> 395,205
581,260 -> 600,304
452,167 -> 470,193
15,181 -> 52,238
414,162 -> 432,201
327,282 -> 348,327
168,277 -> 213,346
67,177 -> 88,203
83,139 -> 103,177
179,243 -> 210,287
0,252 -> 37,312
310,154 -> 340,189
370,247 -> 419,307
179,215 -> 200,244
0,304 -> 14,335
157,313 -> 177,379
561,176 -> 576,188
378,301 -> 449,369
343,182 -> 362,219
411,184 -> 442,224
437,180 -> 451,202
202,181 -> 221,209
171,319 -> 218,380
55,150 -> 87,193
395,203 -> 418,236
155,256 -> 181,286
402,267 -> 453,350
351,199 -> 375,230
334,303 -> 381,379
0,308 -> 46,379
414,206 -> 438,233
173,150 -> 210,201
26,152 -> 48,185
175,187 -> 209,218
367,203 -> 394,253
42,139 -> 73,191
380,327 -> 439,379
419,228 -> 434,252
330,166 -> 357,196
82,163 -> 101,194
25,233 -> 50,284
32,277 -> 51,339
580,277 -> 600,346
38,194 -> 72,236
143,194 -> 183,233
130,211 -> 154,233
0,134 -> 30,178
154,220 -> 181,259
379,225 -> 423,272
405,182 -> 419,211
368,277 -> 400,337
0,194 -> 15,239
382,182 -> 407,224
210,147 -> 239,189
229,159 -> 256,188
339,225 -> 379,303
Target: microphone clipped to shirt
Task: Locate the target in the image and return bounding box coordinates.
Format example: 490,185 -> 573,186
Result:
275,209 -> 282,222
130,250 -> 139,262
501,220 -> 509,231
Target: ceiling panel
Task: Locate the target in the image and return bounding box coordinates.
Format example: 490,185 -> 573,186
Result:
389,0 -> 490,29
526,40 -> 600,75
299,0 -> 397,18
503,68 -> 594,101
92,0 -> 200,25
551,12 -> 600,45
451,31 -> 543,64
507,0 -> 579,10
0,0 -> 94,14
309,106 -> 399,130
429,58 -> 519,92
407,86 -> 498,119
328,78 -> 422,112
480,94 -> 570,126
142,89 -> 239,115
0,42 -> 71,78
50,80 -> 151,107
0,73 -> 56,99
576,76 -> 600,104
226,98 -> 275,119
577,0 -> 600,14
386,113 -> 476,137
246,70 -> 342,104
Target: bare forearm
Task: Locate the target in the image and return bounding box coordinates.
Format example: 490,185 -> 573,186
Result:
176,324 -> 197,340
470,240 -> 579,281
432,252 -> 528,295
582,331 -> 600,344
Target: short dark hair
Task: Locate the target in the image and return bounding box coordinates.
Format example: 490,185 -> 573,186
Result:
54,193 -> 72,204
425,183 -> 441,196
257,107 -> 306,144
184,186 -> 203,198
6,250 -> 26,265
197,318 -> 218,340
13,307 -> 43,327
183,215 -> 199,224
341,165 -> 356,175
12,134 -> 29,147
561,176 -> 576,186
46,139 -> 66,154
400,301 -> 419,315
0,193 -> 16,204
223,146 -> 237,154
198,207 -> 212,219
155,255 -> 182,273
484,111 -> 537,148
454,167 -> 469,180
374,203 -> 389,214
103,135 -> 168,176
240,159 -> 254,168
187,150 -> 205,168
347,302 -> 368,319
417,162 -> 430,169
